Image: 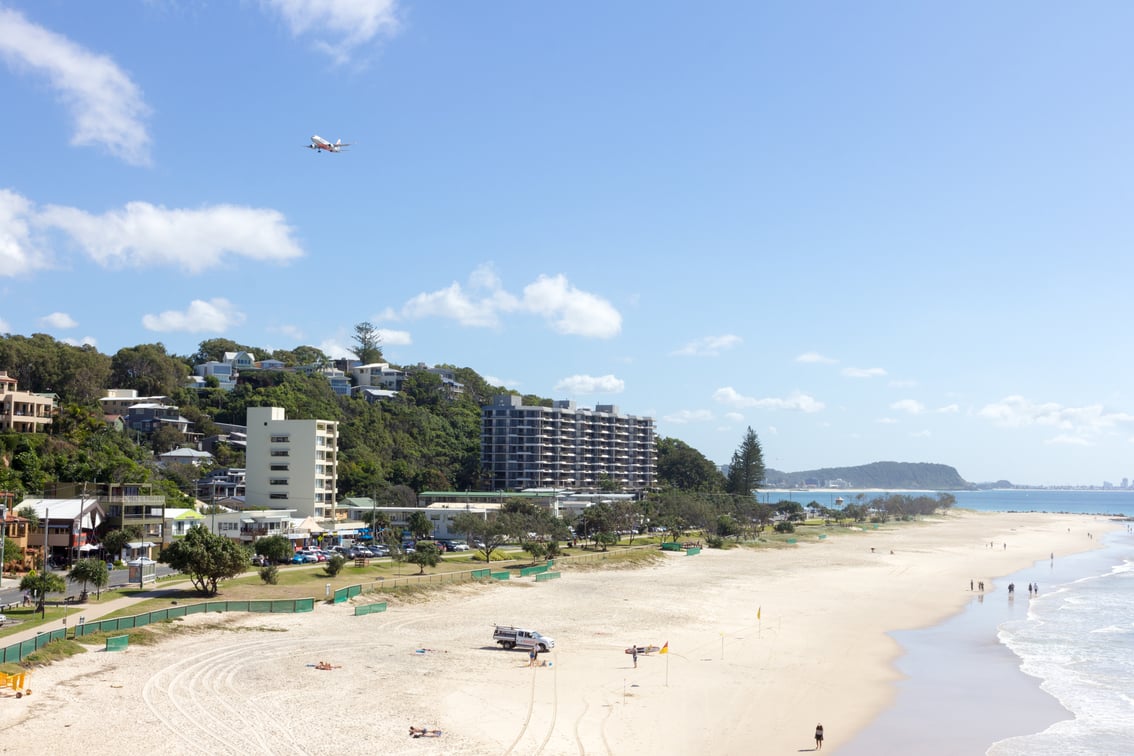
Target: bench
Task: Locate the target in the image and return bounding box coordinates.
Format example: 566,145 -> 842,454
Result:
354,558 -> 370,567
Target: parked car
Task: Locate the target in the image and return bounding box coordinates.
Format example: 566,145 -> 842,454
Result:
290,552 -> 317,564
369,544 -> 390,557
446,541 -> 469,551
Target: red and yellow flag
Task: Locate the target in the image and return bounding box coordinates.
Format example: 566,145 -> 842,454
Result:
660,641 -> 669,654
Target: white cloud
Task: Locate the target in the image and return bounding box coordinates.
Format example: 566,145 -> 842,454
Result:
796,351 -> 837,364
142,298 -> 246,333
712,387 -> 825,413
842,366 -> 887,378
554,374 -> 625,394
662,409 -> 713,424
37,201 -> 303,273
1045,434 -> 1092,447
977,395 -> 1134,440
522,274 -> 622,338
0,316 -> 9,332
270,324 -> 305,341
0,189 -> 50,276
318,337 -> 352,360
39,311 -> 77,329
672,334 -> 741,357
0,8 -> 151,165
62,335 -> 96,347
483,375 -> 519,389
377,328 -> 411,346
937,403 -> 960,414
891,399 -> 925,415
262,0 -> 399,64
392,266 -> 621,339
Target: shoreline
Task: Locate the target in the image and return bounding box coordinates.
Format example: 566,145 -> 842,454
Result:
0,511 -> 1119,755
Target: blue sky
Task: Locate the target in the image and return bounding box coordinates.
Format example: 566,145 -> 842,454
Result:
3,1 -> 1133,487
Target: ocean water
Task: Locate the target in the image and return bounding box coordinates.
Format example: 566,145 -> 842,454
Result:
989,541 -> 1134,755
838,490 -> 1134,755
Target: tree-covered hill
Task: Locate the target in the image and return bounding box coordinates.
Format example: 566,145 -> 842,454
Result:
764,461 -> 972,490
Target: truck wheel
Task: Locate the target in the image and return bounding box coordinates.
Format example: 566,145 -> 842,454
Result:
504,641 -> 514,650
539,645 -> 547,653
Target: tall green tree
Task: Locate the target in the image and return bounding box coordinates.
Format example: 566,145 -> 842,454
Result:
110,343 -> 188,396
406,542 -> 441,574
254,534 -> 293,564
101,529 -> 131,562
158,525 -> 249,596
657,437 -> 727,492
68,558 -> 109,598
726,426 -> 766,496
350,321 -> 384,364
406,510 -> 433,540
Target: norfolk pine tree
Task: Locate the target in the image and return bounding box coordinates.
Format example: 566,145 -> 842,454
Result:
726,426 -> 766,496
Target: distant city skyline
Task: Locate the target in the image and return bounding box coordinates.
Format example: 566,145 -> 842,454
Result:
3,2 -> 1134,486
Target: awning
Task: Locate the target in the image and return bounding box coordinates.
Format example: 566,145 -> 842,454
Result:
78,544 -> 99,552
126,541 -> 156,548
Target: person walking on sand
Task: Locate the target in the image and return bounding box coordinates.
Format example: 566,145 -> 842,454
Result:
815,723 -> 824,750
632,644 -> 638,668
529,647 -> 538,668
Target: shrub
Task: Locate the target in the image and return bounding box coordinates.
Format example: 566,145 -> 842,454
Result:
324,554 -> 347,576
774,521 -> 795,534
259,565 -> 279,585
706,534 -> 725,549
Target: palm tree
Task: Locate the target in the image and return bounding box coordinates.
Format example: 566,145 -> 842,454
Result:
69,558 -> 110,599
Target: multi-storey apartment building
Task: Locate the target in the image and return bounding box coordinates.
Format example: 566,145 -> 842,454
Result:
481,395 -> 657,492
0,371 -> 55,433
245,407 -> 339,519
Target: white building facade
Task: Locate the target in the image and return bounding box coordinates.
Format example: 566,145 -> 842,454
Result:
245,406 -> 339,519
480,395 -> 657,492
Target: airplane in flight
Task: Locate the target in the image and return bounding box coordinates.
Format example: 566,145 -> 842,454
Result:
307,135 -> 351,153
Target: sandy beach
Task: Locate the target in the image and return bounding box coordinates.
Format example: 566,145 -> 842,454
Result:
0,510 -> 1119,755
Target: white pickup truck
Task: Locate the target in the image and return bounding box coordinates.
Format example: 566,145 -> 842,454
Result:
493,625 -> 556,652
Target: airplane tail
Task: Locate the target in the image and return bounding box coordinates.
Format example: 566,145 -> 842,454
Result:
335,139 -> 342,146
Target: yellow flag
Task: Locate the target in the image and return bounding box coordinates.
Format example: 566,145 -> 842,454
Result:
660,641 -> 669,654
757,606 -> 762,621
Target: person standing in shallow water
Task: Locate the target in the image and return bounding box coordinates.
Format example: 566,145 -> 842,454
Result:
815,723 -> 824,750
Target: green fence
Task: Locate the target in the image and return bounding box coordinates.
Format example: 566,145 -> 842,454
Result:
353,602 -> 388,616
490,572 -> 510,581
534,571 -> 561,582
66,597 -> 315,640
519,564 -> 549,577
105,635 -> 129,652
661,542 -> 684,552
786,538 -> 797,544
685,547 -> 701,556
0,627 -> 66,664
333,585 -> 363,604
470,569 -> 492,579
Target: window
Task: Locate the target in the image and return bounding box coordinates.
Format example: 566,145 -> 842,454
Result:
270,493 -> 289,500
271,450 -> 289,457
270,435 -> 289,443
270,464 -> 289,471
270,478 -> 288,486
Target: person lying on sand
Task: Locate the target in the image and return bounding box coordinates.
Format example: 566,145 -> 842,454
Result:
313,661 -> 341,670
409,726 -> 443,738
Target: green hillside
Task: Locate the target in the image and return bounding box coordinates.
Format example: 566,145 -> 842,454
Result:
764,461 -> 972,490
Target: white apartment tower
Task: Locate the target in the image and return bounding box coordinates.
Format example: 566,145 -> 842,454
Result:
481,395 -> 657,491
245,406 -> 339,519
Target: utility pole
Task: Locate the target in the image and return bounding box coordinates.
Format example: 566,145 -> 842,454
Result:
41,507 -> 49,618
